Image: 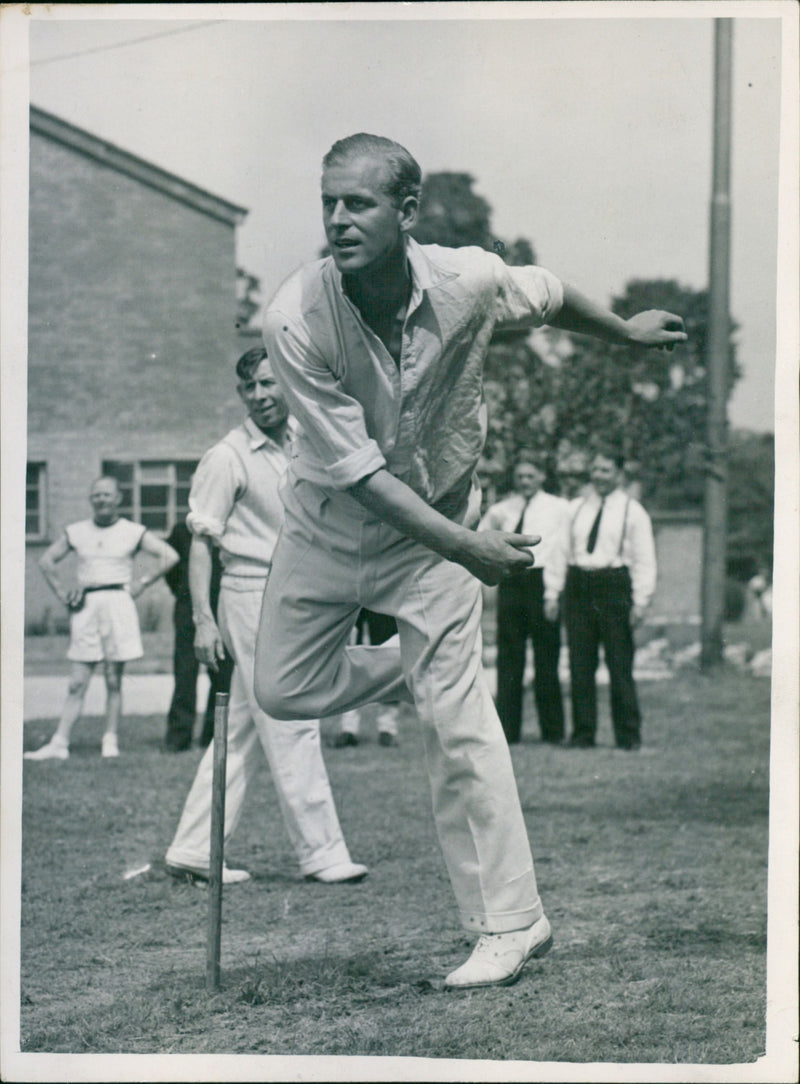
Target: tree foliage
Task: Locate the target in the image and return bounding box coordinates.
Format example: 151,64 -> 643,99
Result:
478,278 -> 742,509
411,173 -> 494,251
551,279 -> 740,508
412,172 -> 536,266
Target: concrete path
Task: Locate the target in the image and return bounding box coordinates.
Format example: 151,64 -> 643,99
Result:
23,673 -> 210,722
22,653 -> 675,722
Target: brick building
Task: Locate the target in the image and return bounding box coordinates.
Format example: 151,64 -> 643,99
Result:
26,107 -> 250,631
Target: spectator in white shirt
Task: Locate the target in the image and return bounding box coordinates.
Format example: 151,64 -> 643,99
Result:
563,447 -> 657,750
479,451 -> 569,744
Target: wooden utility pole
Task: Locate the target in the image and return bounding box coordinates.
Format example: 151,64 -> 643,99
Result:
701,19 -> 734,670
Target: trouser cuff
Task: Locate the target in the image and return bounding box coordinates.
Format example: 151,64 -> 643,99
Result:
298,840 -> 352,877
460,898 -> 544,934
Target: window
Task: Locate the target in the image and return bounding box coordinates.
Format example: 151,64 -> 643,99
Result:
102,460 -> 198,533
26,462 -> 47,539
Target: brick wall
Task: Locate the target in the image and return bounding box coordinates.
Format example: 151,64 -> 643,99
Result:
25,131 -> 247,627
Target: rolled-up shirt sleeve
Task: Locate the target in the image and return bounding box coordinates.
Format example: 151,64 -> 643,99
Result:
186,444 -> 243,541
264,309 -> 386,489
492,257 -> 564,331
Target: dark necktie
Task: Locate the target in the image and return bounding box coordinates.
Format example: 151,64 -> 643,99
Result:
586,499 -> 605,554
513,498 -> 531,534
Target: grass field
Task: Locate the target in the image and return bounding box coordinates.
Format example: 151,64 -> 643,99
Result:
18,665 -> 772,1069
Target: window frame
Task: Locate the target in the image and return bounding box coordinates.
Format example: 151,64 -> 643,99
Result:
25,461 -> 48,541
101,459 -> 198,535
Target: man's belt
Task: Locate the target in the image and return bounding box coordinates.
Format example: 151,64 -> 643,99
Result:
568,565 -> 627,574
68,584 -> 126,612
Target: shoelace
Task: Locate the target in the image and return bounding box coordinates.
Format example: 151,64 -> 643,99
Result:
473,935 -> 505,957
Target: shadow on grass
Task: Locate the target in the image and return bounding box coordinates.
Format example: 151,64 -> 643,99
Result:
642,920 -> 767,954
221,948 -> 438,1008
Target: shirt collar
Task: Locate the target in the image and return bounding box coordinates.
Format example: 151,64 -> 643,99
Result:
243,414 -> 294,453
328,236 -> 460,306
405,237 -> 460,292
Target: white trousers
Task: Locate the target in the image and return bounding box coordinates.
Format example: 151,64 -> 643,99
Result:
166,580 -> 352,876
255,480 -> 542,933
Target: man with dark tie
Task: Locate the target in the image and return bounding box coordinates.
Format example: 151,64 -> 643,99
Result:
563,447 -> 657,750
479,451 -> 569,744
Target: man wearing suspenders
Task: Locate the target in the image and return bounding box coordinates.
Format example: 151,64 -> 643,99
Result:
563,448 -> 657,750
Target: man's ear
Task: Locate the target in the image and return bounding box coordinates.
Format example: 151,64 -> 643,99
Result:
399,196 -> 418,233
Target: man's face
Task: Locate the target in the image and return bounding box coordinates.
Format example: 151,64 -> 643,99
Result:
321,156 -> 416,276
590,455 -> 619,498
514,463 -> 545,499
89,479 -> 121,525
237,359 -> 289,433
557,471 -> 585,499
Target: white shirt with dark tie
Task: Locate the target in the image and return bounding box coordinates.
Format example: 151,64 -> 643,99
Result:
567,487 -> 657,608
479,489 -> 570,604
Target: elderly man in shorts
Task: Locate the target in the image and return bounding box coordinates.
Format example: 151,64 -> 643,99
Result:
25,476 -> 178,760
255,133 -> 686,988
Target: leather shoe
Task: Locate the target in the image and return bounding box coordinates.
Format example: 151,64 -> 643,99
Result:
444,914 -> 553,989
333,732 -> 358,748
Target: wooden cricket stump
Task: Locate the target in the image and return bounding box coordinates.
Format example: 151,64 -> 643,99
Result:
206,691 -> 229,993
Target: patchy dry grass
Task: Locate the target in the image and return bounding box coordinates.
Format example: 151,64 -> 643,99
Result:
19,666 -> 770,1067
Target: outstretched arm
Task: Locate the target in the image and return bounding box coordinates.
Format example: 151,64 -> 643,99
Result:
550,284 -> 687,349
350,469 -> 540,587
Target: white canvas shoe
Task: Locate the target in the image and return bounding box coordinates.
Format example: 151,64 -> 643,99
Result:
306,861 -> 368,884
444,914 -> 553,989
24,738 -> 69,761
101,733 -> 120,758
166,861 -> 251,885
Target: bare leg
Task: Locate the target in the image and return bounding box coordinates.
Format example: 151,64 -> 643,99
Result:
103,660 -> 125,738
26,662 -> 95,759
53,662 -> 95,744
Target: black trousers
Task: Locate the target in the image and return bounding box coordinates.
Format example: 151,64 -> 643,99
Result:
165,595 -> 234,750
355,608 -> 397,646
563,566 -> 641,748
495,567 -> 565,744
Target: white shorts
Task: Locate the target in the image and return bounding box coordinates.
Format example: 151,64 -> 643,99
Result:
67,589 -> 143,663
